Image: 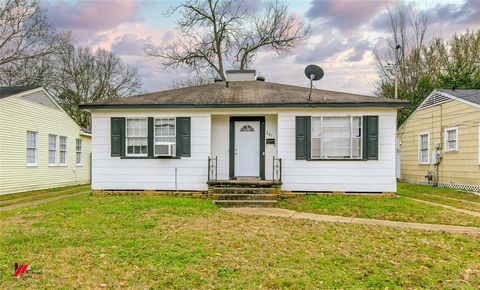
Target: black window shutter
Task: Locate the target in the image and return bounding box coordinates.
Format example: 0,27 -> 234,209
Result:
111,117 -> 125,157
181,117 -> 191,157
295,116 -> 311,160
363,116 -> 379,160
148,117 -> 154,158
176,117 -> 191,157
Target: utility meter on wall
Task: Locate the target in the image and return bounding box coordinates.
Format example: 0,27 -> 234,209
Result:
431,143 -> 442,165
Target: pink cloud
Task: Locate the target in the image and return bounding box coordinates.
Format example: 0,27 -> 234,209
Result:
306,0 -> 389,30
46,0 -> 140,31
111,33 -> 151,56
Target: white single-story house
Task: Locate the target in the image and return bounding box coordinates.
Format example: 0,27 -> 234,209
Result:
80,70 -> 407,194
0,86 -> 91,195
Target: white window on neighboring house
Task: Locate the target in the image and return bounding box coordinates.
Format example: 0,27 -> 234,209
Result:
59,136 -> 67,165
76,139 -> 83,165
311,116 -> 362,159
126,118 -> 148,156
26,131 -> 38,165
154,118 -> 176,156
444,127 -> 458,152
48,134 -> 57,165
418,132 -> 430,164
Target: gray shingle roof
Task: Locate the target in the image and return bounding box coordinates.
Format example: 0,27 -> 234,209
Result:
0,86 -> 37,99
80,81 -> 408,109
438,89 -> 480,105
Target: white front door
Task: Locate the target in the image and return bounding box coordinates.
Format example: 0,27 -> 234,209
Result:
234,121 -> 260,177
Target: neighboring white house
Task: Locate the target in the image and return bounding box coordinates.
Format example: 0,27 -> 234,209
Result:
80,70 -> 407,193
0,86 -> 91,195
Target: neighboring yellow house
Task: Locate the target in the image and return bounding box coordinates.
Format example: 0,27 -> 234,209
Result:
398,89 -> 480,191
0,87 -> 91,195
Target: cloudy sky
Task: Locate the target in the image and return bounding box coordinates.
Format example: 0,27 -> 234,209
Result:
42,0 -> 480,96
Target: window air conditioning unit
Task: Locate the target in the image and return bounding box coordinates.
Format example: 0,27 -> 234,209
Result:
155,142 -> 175,157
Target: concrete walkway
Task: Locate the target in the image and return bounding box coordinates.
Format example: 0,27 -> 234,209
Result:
0,191 -> 90,212
404,197 -> 480,217
415,193 -> 480,206
223,207 -> 480,235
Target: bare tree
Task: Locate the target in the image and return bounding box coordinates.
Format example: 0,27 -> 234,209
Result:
0,0 -> 70,69
374,2 -> 429,89
53,46 -> 142,128
0,54 -> 55,86
373,2 -> 431,125
146,0 -> 308,80
235,1 -> 308,69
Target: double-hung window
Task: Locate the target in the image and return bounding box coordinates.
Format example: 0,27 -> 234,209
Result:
48,134 -> 57,165
311,116 -> 362,159
76,139 -> 83,165
444,127 -> 458,152
418,132 -> 430,164
26,131 -> 38,165
59,136 -> 67,165
126,118 -> 148,156
154,118 -> 176,155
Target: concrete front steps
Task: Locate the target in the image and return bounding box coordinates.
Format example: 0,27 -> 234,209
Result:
208,180 -> 281,207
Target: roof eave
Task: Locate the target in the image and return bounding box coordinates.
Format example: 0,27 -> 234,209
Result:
79,102 -> 409,110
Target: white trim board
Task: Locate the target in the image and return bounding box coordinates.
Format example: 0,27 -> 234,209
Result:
444,126 -> 459,152
418,131 -> 430,164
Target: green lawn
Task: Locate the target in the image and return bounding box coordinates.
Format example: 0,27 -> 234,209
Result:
1,194 -> 479,288
277,194 -> 480,227
397,182 -> 480,212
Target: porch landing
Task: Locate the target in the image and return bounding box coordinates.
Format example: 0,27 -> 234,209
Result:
208,179 -> 282,207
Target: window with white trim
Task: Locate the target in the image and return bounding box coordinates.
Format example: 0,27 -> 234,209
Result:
126,118 -> 148,156
154,118 -> 176,155
48,134 -> 57,165
419,132 -> 429,164
26,131 -> 38,165
59,136 -> 67,165
444,127 -> 458,152
311,116 -> 362,159
76,138 -> 83,165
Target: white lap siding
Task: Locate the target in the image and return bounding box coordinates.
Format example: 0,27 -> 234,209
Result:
277,108 -> 397,193
210,115 -> 230,180
91,108 -> 397,192
91,111 -> 210,191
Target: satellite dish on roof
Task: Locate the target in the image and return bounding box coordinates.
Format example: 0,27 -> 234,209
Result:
304,64 -> 324,101
305,65 -> 324,81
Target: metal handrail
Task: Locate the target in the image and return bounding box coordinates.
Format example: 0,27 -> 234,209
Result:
208,156 -> 218,181
272,157 -> 282,182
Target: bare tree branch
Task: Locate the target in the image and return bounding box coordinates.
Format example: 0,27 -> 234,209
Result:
373,1 -> 429,93
146,0 -> 308,79
0,0 -> 70,67
235,1 -> 309,70
53,46 -> 142,128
